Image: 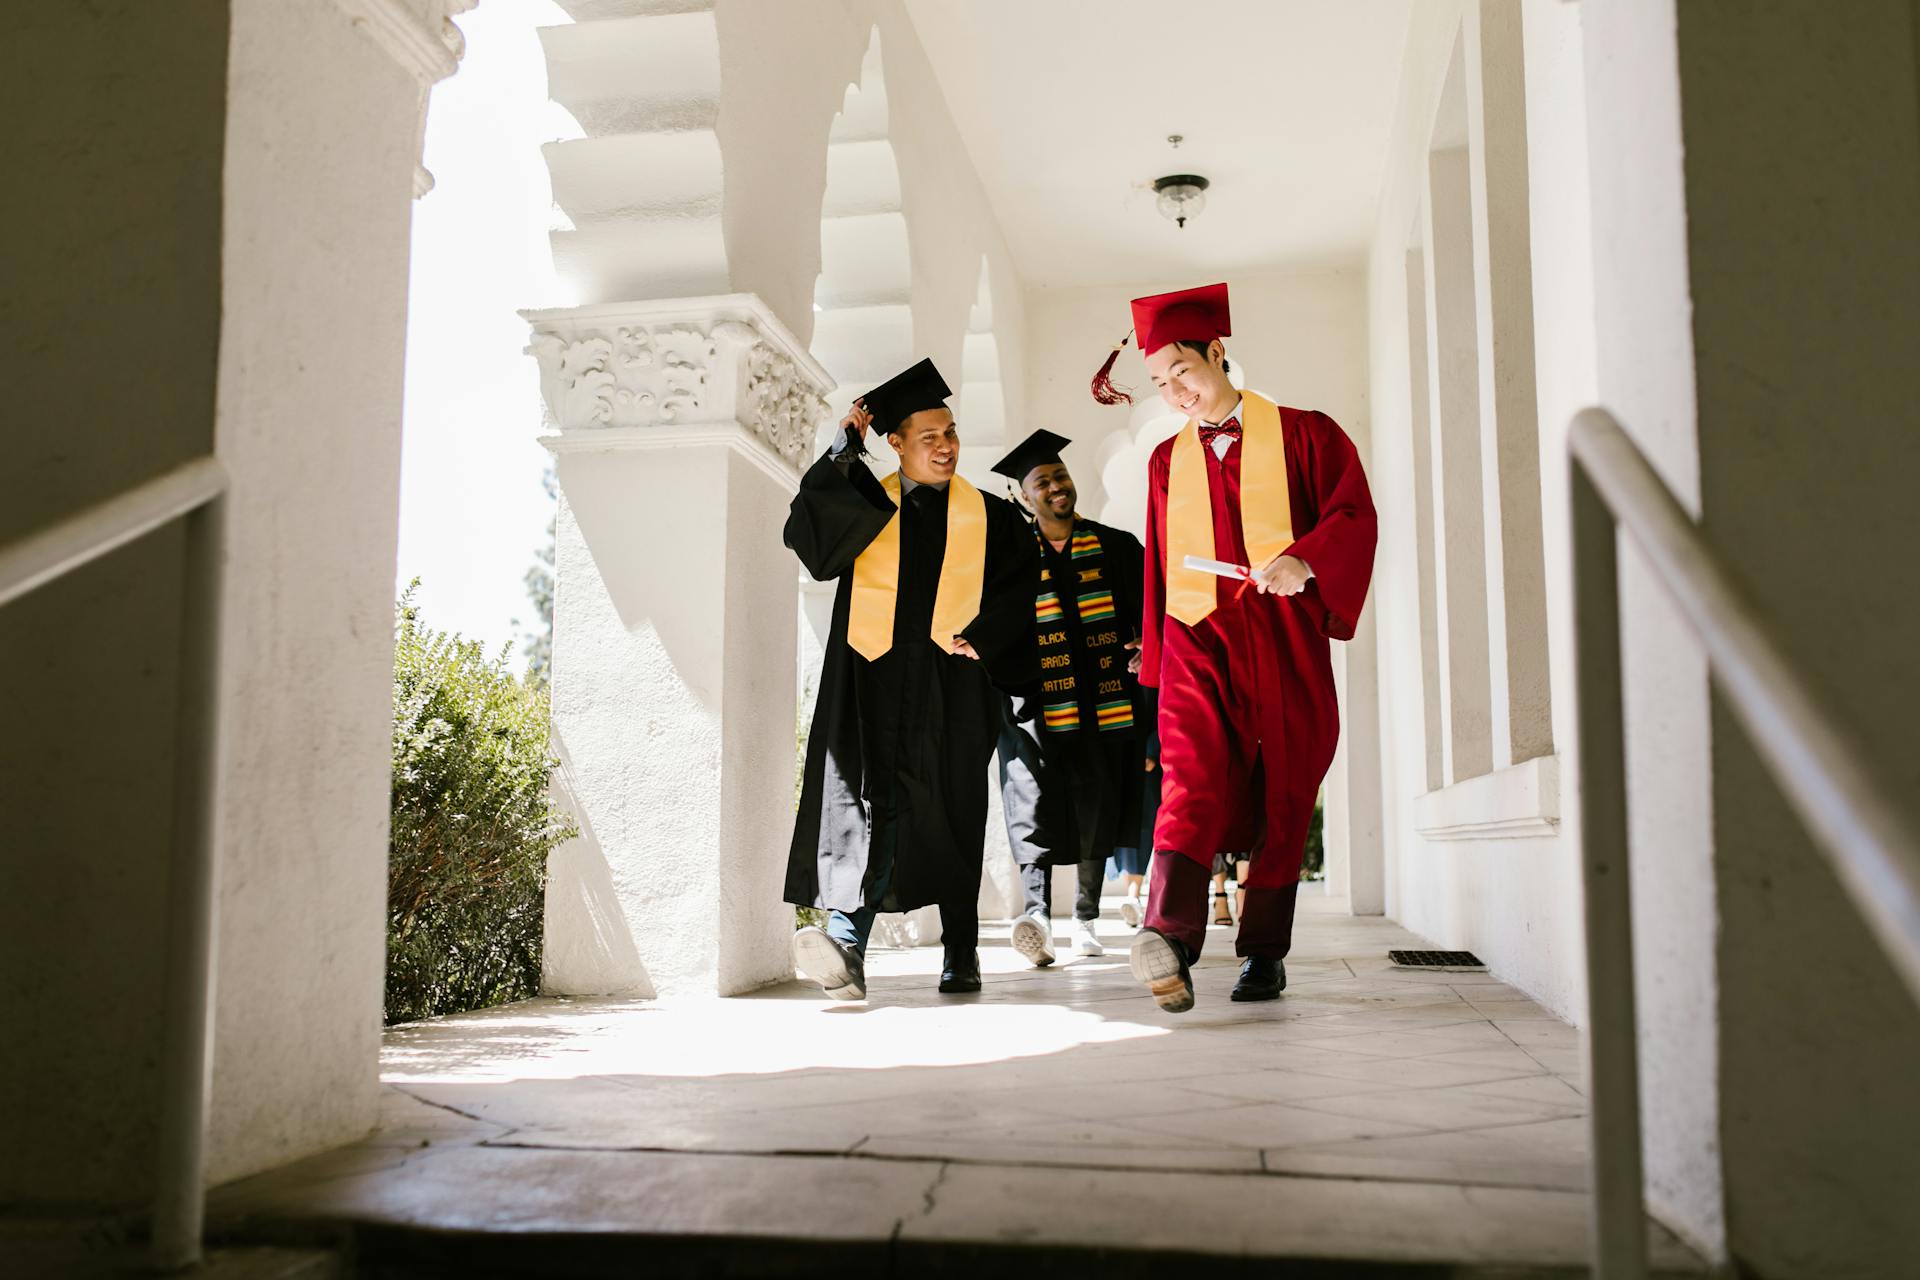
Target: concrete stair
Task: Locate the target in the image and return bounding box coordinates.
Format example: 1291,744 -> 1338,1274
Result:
536,5 -> 728,303
808,28 -> 915,448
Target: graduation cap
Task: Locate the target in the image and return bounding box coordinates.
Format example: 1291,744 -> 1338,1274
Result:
1089,282 -> 1233,406
991,429 -> 1072,484
860,357 -> 953,435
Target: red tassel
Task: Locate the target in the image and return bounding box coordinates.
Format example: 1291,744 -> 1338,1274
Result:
1090,333 -> 1134,405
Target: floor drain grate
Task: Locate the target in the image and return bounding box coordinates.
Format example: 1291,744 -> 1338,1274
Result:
1389,949 -> 1486,969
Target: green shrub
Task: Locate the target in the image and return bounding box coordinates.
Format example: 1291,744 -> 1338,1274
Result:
386,584 -> 576,1024
1302,797 -> 1326,881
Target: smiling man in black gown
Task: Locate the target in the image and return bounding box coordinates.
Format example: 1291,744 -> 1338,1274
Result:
784,359 -> 1038,999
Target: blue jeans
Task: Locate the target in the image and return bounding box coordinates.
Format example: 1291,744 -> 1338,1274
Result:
826,861 -> 979,960
826,863 -> 890,957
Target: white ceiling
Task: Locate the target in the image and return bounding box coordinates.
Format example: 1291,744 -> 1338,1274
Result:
904,0 -> 1414,289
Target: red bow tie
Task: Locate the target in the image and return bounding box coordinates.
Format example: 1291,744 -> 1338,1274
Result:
1198,416 -> 1241,449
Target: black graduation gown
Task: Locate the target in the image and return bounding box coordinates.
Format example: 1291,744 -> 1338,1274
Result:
784,450 -> 1038,914
998,518 -> 1149,869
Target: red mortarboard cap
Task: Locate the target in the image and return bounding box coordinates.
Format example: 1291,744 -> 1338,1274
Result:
1089,282 -> 1232,405
1130,282 -> 1231,356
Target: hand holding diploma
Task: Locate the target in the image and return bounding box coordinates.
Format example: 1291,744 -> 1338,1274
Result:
1251,552 -> 1313,597
1183,553 -> 1313,598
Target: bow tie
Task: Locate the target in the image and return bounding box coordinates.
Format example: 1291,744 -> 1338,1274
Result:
1198,416 -> 1241,449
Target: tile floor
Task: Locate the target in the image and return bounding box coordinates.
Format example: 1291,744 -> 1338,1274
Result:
208,891 -> 1704,1275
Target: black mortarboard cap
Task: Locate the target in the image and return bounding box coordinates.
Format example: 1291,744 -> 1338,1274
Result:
860,358 -> 952,433
992,429 -> 1072,482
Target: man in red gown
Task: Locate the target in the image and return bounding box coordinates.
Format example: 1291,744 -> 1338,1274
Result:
1091,283 -> 1377,1012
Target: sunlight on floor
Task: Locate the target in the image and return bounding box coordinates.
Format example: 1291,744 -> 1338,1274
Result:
383,981 -> 1172,1085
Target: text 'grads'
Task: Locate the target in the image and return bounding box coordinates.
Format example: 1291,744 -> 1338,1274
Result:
1095,283 -> 1378,1013
784,358 -> 1039,1000
990,430 -> 1151,968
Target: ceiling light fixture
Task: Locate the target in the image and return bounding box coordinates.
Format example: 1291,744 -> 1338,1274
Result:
1153,173 -> 1210,229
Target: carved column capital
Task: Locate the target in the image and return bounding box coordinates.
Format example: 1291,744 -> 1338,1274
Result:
523,294 -> 835,486
333,1 -> 476,197
335,0 -> 471,84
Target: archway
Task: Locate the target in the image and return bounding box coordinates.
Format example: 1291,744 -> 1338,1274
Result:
954,257 -> 1008,493
808,27 -> 913,454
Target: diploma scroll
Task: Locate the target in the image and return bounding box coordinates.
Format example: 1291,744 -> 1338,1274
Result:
1183,554 -> 1252,580
1183,553 -> 1261,601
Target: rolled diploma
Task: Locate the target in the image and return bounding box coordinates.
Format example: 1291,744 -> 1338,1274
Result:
1183,554 -> 1252,580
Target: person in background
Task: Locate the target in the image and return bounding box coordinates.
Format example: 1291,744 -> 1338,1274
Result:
990,429 -> 1148,966
1107,686 -> 1159,929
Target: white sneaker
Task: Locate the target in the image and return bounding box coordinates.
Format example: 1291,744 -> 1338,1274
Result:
791,926 -> 866,1001
1072,918 -> 1105,957
1009,912 -> 1056,967
1118,898 -> 1141,928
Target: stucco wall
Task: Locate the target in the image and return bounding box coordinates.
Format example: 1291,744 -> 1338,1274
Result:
1363,0 -> 1592,1026
1,1 -> 230,1211
1578,0 -> 1726,1254
2,0 -> 423,1208
204,0 -> 424,1187
1513,0 -> 1592,1031
1368,0 -> 1730,1251
1672,3 -> 1920,1273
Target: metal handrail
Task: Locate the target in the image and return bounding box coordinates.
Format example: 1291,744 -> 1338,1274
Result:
1567,407 -> 1920,1279
0,457 -> 231,1272
0,456 -> 227,608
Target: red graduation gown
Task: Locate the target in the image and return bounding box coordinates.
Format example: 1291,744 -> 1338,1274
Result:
1138,406 -> 1377,889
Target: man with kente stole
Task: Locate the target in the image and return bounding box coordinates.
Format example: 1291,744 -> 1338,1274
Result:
989,430 -> 1148,967
785,358 -> 1039,1000
1090,283 -> 1377,1012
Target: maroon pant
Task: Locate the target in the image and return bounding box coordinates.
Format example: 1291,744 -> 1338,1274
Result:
1144,850 -> 1299,960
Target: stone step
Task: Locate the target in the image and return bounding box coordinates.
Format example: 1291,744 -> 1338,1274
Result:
954,380 -> 1007,445
809,302 -> 913,388
961,328 -> 1001,382
552,0 -> 713,20
821,138 -> 904,219
829,34 -> 891,144
549,218 -> 730,306
206,1144 -> 1706,1280
543,128 -> 722,225
261,1223 -> 1666,1279
539,10 -> 720,138
817,212 -> 911,309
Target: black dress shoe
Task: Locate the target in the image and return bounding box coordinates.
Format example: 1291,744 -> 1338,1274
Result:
1230,956 -> 1286,1002
938,948 -> 982,994
1129,928 -> 1195,1013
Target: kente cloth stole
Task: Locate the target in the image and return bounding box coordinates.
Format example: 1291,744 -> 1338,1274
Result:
1165,391 -> 1293,626
1034,522 -> 1135,734
846,472 -> 987,661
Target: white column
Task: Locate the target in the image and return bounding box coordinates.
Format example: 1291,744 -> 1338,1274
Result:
1467,0 -> 1554,769
1424,146 -> 1495,785
528,294 -> 831,997
1405,247 -> 1446,795
1338,610 -> 1387,915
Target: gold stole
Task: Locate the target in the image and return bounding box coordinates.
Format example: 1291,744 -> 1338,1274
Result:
1165,392 -> 1294,626
847,472 -> 988,660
